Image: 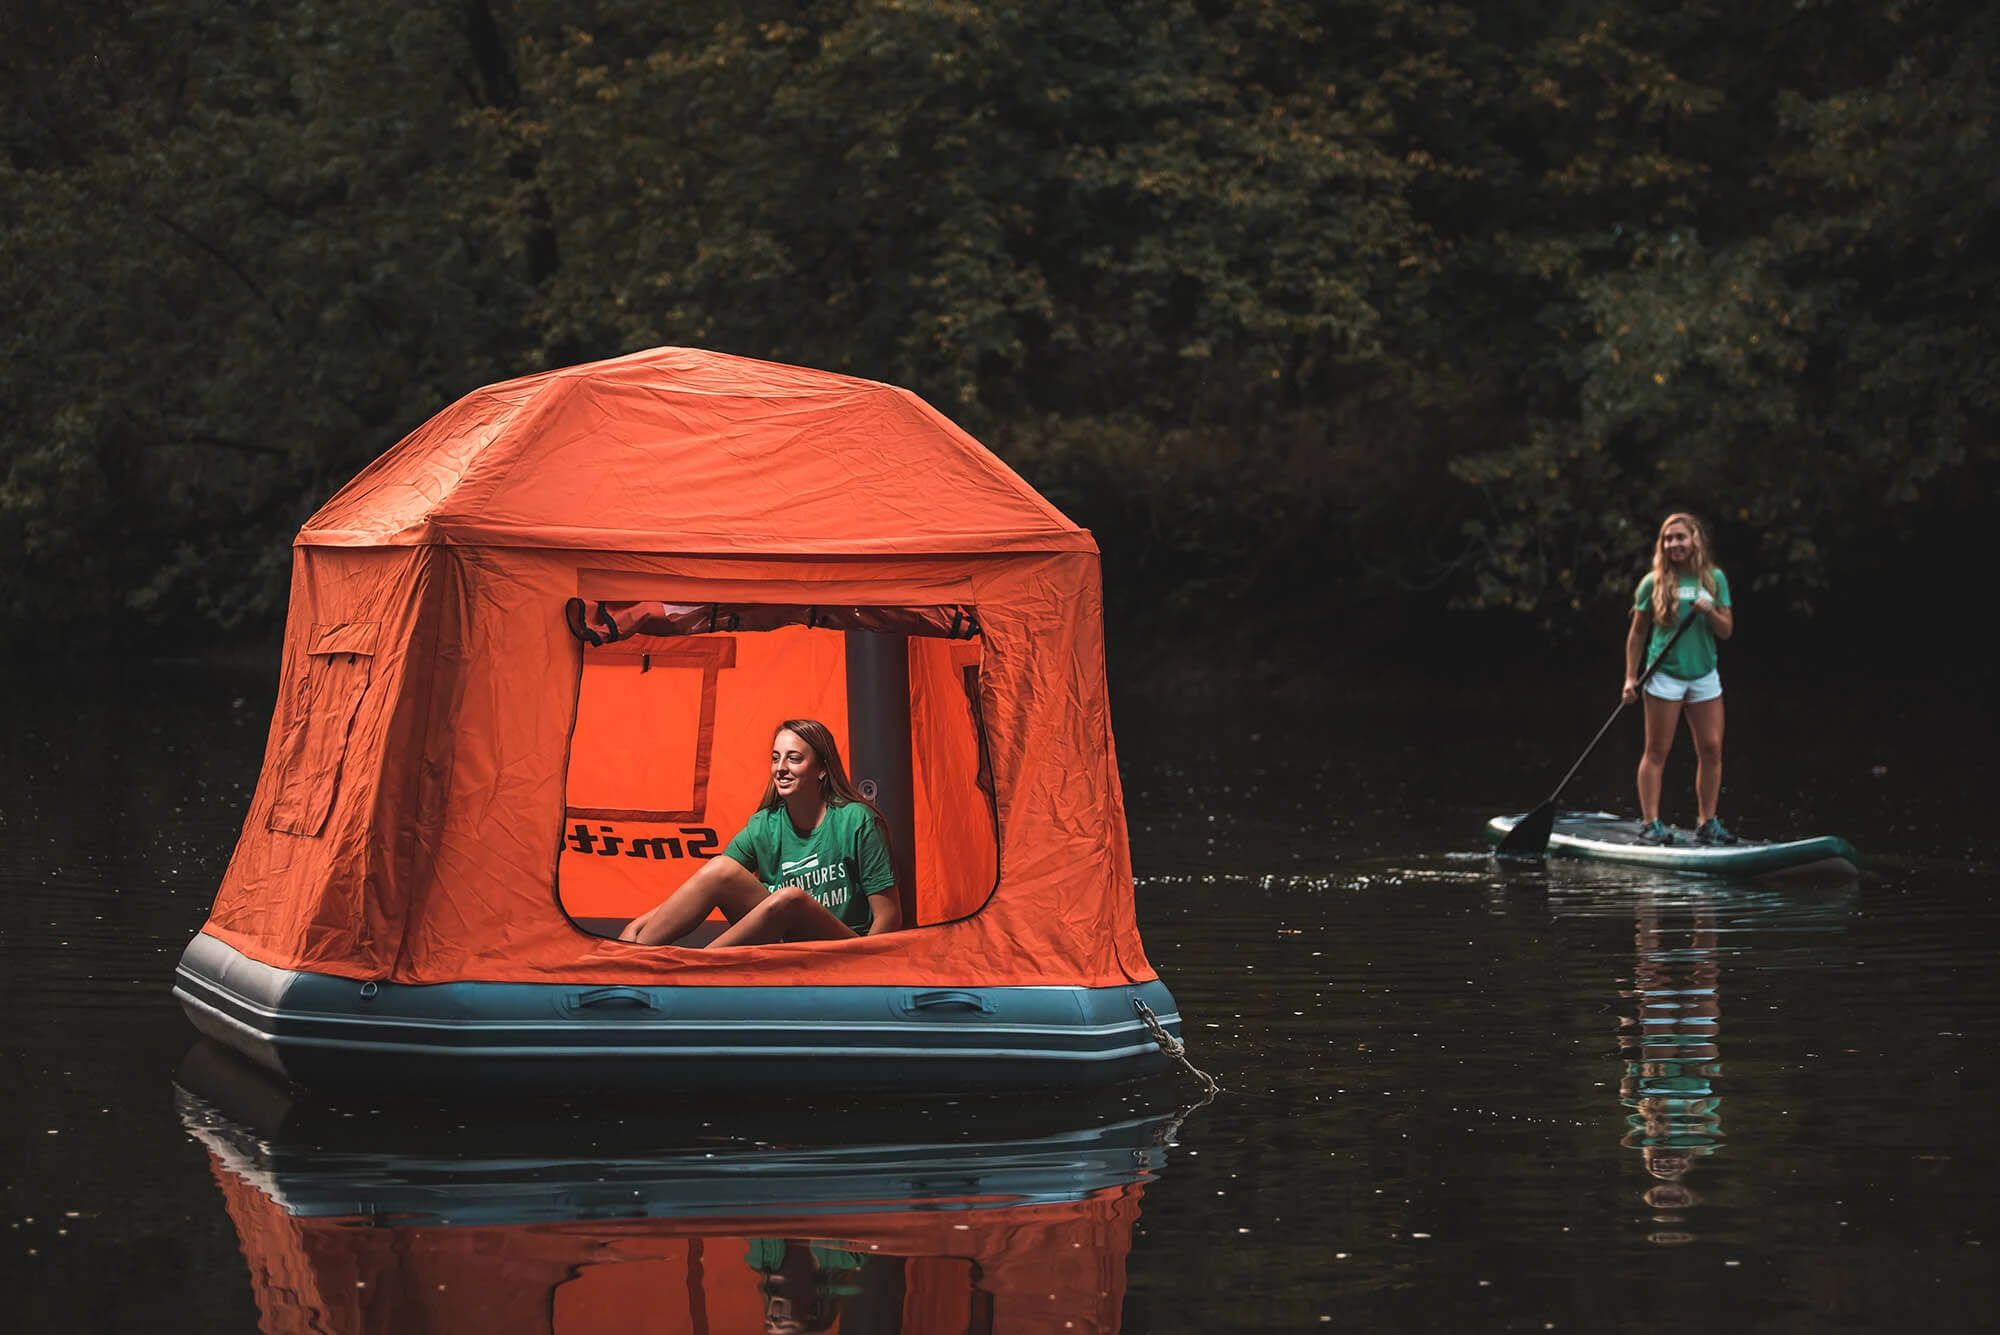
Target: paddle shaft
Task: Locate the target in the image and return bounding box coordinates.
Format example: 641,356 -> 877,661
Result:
1536,607 -> 1702,805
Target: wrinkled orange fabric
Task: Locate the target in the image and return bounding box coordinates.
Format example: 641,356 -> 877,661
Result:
200,347 -> 1154,988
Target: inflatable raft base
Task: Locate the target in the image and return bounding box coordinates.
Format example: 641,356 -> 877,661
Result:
174,932 -> 1187,1092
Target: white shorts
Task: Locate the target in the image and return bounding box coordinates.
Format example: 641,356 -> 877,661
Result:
1645,669 -> 1722,703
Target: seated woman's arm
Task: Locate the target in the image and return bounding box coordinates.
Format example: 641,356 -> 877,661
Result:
865,890 -> 903,937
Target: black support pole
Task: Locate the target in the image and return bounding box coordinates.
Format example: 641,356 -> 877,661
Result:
844,631 -> 916,925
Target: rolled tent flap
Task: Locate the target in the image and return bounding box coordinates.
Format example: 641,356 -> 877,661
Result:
197,347 -> 1156,992
566,597 -> 982,644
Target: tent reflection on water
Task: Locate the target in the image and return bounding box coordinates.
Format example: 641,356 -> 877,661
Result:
176,1043 -> 1189,1335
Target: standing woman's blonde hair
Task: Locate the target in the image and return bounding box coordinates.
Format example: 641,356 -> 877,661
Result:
1646,512 -> 1721,626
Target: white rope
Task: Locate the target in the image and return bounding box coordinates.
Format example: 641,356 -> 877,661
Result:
1133,998 -> 1219,1097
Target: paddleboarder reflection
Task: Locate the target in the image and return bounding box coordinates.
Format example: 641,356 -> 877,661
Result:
1613,893 -> 1724,1242
749,1238 -> 905,1334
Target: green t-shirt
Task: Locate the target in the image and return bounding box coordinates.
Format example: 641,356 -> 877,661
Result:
722,801 -> 895,933
1634,569 -> 1731,681
745,1238 -> 866,1284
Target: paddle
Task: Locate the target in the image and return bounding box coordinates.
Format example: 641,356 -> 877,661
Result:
1494,607 -> 1702,858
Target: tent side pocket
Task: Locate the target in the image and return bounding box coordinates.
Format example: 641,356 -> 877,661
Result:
266,622 -> 380,837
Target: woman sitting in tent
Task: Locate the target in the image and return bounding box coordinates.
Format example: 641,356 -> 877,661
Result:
617,719 -> 902,947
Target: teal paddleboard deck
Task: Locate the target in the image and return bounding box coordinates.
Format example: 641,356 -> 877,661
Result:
1486,811 -> 1859,879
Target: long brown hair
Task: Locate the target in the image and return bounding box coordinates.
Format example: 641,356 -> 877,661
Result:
755,718 -> 878,816
1645,512 -> 1720,626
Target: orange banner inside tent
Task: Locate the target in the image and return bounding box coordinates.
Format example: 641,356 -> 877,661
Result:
197,347 -> 1154,989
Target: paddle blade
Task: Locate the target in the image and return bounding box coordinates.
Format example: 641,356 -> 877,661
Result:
1495,802 -> 1556,858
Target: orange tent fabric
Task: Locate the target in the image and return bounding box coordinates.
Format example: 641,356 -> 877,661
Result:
199,347 -> 1156,989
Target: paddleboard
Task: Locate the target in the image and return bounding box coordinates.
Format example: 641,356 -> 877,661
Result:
1486,811 -> 1859,880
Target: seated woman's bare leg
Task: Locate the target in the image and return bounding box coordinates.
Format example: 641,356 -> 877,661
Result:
618,857 -> 771,945
708,886 -> 858,948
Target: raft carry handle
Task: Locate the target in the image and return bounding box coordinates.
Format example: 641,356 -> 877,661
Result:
897,990 -> 996,1016
566,986 -> 659,1013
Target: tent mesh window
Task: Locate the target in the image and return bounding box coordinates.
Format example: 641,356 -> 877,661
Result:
266,621 -> 381,838
558,602 -> 997,943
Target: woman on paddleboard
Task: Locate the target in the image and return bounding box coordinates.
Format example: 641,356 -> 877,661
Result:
1623,513 -> 1735,845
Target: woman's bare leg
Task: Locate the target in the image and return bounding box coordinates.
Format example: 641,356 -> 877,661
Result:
1637,694 -> 1685,824
618,857 -> 771,945
708,886 -> 858,948
1685,695 -> 1725,824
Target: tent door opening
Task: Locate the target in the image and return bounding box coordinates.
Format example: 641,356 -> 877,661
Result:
558,611 -> 995,944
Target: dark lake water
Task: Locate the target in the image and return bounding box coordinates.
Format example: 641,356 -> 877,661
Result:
3,651 -> 1994,1332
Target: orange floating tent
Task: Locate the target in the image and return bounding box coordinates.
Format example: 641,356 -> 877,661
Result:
187,347 -> 1166,1021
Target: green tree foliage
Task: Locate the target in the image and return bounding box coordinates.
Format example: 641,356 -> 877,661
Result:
2,1 -> 1993,642
1,0 -> 532,632
1446,0 -> 1999,615
492,0 -> 1471,616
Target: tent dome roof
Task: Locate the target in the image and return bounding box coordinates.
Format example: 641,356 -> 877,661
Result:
300,346 -> 1089,556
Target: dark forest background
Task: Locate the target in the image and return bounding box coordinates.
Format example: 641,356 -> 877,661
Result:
4,0 -> 1993,667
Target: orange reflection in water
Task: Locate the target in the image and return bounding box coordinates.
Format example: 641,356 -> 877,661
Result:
206,1160 -> 1141,1335
181,1046 -> 1169,1335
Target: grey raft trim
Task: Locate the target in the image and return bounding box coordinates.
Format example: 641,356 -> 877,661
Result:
173,932 -> 1187,1091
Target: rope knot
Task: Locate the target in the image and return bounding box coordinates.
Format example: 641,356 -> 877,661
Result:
1133,998 -> 1219,1096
